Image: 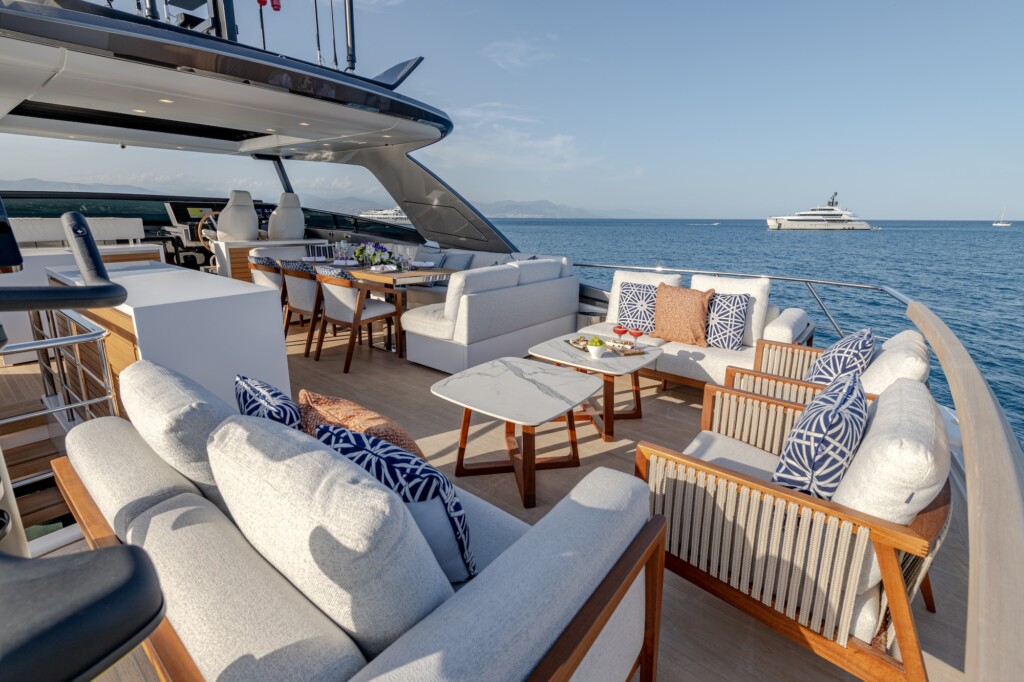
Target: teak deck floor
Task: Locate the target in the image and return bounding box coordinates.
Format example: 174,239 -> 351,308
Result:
286,326 -> 969,682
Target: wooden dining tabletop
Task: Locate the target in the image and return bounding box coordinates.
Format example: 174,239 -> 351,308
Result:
346,268 -> 455,286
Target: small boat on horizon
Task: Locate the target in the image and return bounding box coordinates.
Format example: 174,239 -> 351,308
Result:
993,207 -> 1012,227
767,192 -> 873,230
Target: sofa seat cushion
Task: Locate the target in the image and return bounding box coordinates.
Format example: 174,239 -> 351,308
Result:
128,493 -> 367,681
804,328 -> 876,384
773,373 -> 868,501
577,321 -> 667,348
509,258 -> 562,284
401,302 -> 455,340
234,375 -> 301,429
832,378 -> 950,592
65,417 -> 199,540
653,283 -> 715,346
208,416 -> 453,659
655,342 -> 756,384
607,271 -> 683,323
119,360 -> 236,512
443,264 -> 520,321
861,339 -> 930,395
691,275 -> 771,347
299,389 -> 424,457
317,425 -> 477,583
682,430 -> 778,480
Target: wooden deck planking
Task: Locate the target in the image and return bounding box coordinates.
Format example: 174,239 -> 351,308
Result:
286,326 -> 969,681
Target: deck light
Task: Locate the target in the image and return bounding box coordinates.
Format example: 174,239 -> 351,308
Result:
158,99 -> 174,104
131,109 -> 146,114
299,122 -> 310,126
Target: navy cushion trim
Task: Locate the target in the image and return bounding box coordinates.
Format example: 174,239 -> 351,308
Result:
234,375 -> 301,429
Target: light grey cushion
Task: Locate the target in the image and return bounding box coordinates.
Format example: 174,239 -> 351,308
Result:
577,321 -> 667,348
883,329 -> 927,352
861,341 -> 930,395
443,264 -> 519,322
128,493 -> 366,681
832,379 -> 950,592
350,468 -> 649,682
763,308 -> 810,344
207,416 -> 453,658
454,486 -> 529,572
119,360 -> 236,512
469,252 -> 513,269
683,430 -> 778,480
65,416 -> 199,540
439,251 -> 473,272
453,276 -> 579,345
655,342 -> 756,385
511,253 -> 574,278
691,275 -> 771,347
401,302 -> 455,340
606,271 -> 683,323
509,258 -> 562,285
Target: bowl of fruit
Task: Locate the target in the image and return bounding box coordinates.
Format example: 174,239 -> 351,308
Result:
587,336 -> 606,359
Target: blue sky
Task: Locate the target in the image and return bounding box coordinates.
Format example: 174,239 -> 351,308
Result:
1,0 -> 1020,218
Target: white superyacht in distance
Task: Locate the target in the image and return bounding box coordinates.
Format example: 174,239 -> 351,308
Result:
358,206 -> 413,225
767,192 -> 873,230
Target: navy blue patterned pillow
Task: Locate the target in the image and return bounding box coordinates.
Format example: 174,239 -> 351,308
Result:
234,375 -> 300,429
773,373 -> 868,500
617,282 -> 658,334
278,259 -> 315,275
247,255 -> 279,269
804,328 -> 876,384
706,293 -> 750,350
313,264 -> 355,280
316,425 -> 477,582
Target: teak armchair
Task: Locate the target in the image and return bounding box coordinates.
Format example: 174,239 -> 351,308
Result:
635,382 -> 951,681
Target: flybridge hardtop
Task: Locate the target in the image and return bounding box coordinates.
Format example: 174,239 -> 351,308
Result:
0,0 -> 515,252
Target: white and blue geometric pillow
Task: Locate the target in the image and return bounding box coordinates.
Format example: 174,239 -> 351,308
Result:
234,375 -> 301,429
617,282 -> 658,334
247,255 -> 279,269
773,373 -> 868,500
313,264 -> 355,280
706,293 -> 750,350
316,425 -> 477,582
804,328 -> 876,384
277,259 -> 315,275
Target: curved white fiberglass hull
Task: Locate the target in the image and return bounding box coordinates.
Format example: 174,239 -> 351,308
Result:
767,218 -> 873,230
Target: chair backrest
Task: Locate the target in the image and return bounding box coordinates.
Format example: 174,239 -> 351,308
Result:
279,261 -> 318,313
216,190 -> 259,242
268,193 -> 305,241
250,267 -> 283,291
318,278 -> 361,322
443,264 -> 520,321
607,271 -> 683,323
691,274 -> 771,348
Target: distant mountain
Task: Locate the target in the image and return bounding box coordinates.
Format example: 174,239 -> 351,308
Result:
0,177 -> 156,194
475,199 -> 662,219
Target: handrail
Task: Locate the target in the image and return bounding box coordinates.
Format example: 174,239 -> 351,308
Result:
907,301 -> 1024,681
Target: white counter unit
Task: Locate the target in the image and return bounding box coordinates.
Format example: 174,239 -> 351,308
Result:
45,261 -> 288,406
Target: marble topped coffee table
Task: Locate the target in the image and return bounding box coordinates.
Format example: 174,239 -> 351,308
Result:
431,357 -> 602,508
529,333 -> 663,442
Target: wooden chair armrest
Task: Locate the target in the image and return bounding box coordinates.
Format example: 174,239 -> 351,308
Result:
723,367 -> 878,404
754,339 -> 825,379
699,383 -> 806,431
635,442 -> 935,556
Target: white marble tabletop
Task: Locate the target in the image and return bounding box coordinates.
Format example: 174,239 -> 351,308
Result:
529,333 -> 662,376
431,357 -> 602,426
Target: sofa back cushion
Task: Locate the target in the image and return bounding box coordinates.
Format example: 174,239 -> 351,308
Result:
119,360 -> 236,512
860,341 -> 930,395
438,251 -> 473,272
832,379 -> 950,592
444,264 -> 520,321
469,252 -> 513,269
207,416 -> 453,658
690,275 -> 771,347
511,253 -> 574,277
509,258 -> 562,285
607,271 -> 683,323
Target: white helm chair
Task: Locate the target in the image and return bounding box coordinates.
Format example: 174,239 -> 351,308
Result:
268,192 -> 306,240
198,190 -> 260,249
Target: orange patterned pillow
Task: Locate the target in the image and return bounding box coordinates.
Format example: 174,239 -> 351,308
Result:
652,284 -> 715,346
299,389 -> 425,458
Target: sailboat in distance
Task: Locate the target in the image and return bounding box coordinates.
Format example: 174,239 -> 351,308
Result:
993,208 -> 1012,227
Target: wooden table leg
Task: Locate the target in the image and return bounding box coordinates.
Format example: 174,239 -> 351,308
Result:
601,373 -> 615,441
613,371 -> 643,421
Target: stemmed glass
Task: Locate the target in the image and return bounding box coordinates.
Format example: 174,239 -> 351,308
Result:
612,324 -> 627,346
628,327 -> 644,348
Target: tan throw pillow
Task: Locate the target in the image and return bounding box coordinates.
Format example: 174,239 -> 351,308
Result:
653,284 -> 715,346
299,389 -> 425,458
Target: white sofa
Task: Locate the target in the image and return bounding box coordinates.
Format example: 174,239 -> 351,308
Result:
401,260 -> 579,374
405,251 -> 572,308
579,271 -> 813,386
63,360 -> 663,681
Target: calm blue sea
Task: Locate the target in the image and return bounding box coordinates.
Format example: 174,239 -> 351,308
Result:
496,219 -> 1024,442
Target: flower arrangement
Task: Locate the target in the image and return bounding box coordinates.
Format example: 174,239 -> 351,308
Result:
352,241 -> 395,267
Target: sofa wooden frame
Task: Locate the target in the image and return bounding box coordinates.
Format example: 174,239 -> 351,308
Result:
634,382 -> 951,681
52,455 -> 668,682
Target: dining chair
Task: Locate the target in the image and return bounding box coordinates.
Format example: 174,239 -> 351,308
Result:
312,265 -> 400,373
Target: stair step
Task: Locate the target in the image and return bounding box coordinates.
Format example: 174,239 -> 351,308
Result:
5,439 -> 61,482
0,399 -> 48,437
17,486 -> 69,528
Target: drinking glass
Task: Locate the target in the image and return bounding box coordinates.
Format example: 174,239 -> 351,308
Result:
628,327 -> 643,348
612,325 -> 627,345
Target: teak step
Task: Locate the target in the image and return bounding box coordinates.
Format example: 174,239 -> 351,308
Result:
0,399 -> 47,437
17,486 -> 69,527
5,439 -> 62,482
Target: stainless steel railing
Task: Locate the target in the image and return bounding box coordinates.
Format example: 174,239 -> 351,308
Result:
575,261 -> 1024,680
0,309 -> 115,431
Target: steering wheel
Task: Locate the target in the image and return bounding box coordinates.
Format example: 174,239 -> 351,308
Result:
196,211 -> 220,251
